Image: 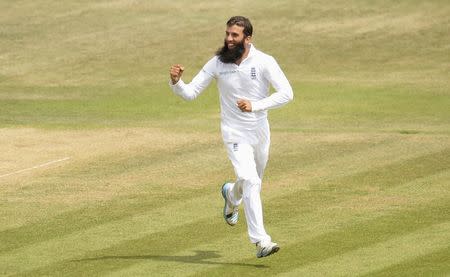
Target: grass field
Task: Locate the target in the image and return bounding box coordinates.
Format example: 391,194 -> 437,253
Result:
1,0 -> 449,276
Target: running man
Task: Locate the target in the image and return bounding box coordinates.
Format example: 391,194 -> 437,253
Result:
169,16 -> 293,258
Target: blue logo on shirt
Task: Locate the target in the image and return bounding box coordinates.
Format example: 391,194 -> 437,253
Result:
251,67 -> 256,79
219,70 -> 237,76
233,143 -> 238,151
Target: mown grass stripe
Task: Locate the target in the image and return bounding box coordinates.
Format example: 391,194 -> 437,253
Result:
1,192 -> 224,274
11,217 -> 247,276
270,135 -> 449,189
322,147 -> 450,190
278,222 -> 450,276
194,200 -> 450,276
17,200 -> 449,277
267,148 -> 450,220
362,246 -> 450,277
0,190 -> 186,253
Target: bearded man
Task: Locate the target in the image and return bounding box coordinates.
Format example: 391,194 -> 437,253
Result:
169,16 -> 293,258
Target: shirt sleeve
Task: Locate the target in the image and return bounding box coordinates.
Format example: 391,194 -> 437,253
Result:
251,56 -> 294,112
169,57 -> 216,101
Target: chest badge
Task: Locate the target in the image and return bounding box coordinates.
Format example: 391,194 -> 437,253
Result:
250,67 -> 256,80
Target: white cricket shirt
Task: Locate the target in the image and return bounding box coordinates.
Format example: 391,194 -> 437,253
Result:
169,44 -> 293,144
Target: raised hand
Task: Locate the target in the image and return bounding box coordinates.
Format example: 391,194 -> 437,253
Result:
169,64 -> 185,84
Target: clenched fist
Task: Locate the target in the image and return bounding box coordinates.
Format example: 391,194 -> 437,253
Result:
170,64 -> 185,84
237,99 -> 252,112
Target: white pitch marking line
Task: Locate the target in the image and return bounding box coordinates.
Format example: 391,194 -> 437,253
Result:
0,157 -> 71,178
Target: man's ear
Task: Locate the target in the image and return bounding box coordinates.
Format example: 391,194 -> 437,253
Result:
245,36 -> 252,44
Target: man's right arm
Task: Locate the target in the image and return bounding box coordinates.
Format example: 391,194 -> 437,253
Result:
169,61 -> 215,101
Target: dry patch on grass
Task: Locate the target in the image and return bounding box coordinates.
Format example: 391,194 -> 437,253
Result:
299,13 -> 434,36
0,91 -> 83,100
0,127 -> 223,229
0,128 -> 226,233
0,127 -> 216,185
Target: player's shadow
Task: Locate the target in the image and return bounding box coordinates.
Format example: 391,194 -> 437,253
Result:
75,250 -> 268,268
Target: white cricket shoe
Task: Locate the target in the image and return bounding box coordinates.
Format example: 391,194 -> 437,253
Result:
256,241 -> 280,258
221,182 -> 239,226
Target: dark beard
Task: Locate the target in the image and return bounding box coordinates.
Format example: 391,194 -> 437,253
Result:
215,40 -> 245,64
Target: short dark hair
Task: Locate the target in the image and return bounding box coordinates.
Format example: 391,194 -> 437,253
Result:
227,16 -> 253,37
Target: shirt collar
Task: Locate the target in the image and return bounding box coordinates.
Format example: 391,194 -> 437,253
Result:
239,43 -> 254,64
248,43 -> 255,57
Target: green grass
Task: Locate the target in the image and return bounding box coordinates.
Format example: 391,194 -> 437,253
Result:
1,0 -> 449,276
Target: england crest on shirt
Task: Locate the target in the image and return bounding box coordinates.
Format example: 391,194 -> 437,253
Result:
250,67 -> 256,80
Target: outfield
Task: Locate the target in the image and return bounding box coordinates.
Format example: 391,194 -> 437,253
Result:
1,0 -> 449,276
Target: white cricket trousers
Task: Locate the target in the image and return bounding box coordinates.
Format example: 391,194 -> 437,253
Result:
224,122 -> 271,244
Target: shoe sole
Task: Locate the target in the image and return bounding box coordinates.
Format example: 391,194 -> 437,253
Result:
222,183 -> 236,226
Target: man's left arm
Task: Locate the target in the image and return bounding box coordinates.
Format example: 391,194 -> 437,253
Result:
250,56 -> 293,112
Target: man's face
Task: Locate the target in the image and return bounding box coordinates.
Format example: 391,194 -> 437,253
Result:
225,25 -> 246,49
216,24 -> 251,63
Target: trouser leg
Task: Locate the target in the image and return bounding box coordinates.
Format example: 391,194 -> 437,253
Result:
229,179 -> 243,207
255,120 -> 271,180
225,142 -> 271,244
242,177 -> 271,243
254,134 -> 270,180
